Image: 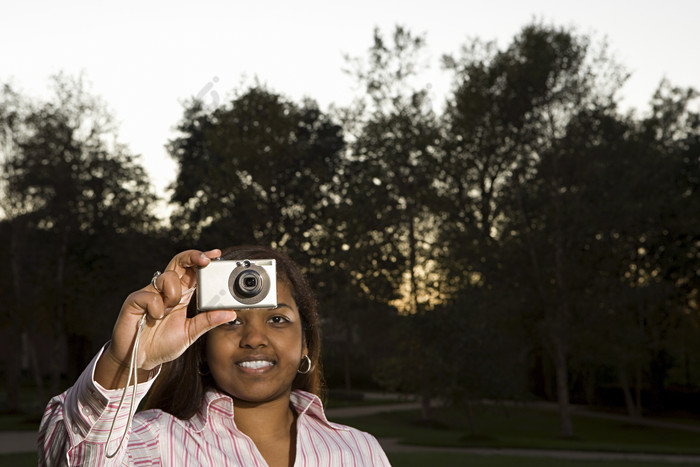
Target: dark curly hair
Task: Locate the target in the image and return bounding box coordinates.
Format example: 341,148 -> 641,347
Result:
145,246 -> 324,419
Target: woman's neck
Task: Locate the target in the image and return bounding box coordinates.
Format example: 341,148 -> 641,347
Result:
233,395 -> 296,442
231,393 -> 298,467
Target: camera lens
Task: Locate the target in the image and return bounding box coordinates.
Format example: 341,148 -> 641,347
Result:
227,260 -> 273,306
234,270 -> 264,298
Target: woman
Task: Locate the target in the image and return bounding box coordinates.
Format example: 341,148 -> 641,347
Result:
38,246 -> 391,466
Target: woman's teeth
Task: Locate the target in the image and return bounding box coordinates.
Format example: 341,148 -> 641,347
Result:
238,361 -> 274,370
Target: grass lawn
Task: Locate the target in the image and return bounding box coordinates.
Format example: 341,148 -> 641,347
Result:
5,401 -> 700,466
333,404 -> 700,457
0,452 -> 37,466
0,413 -> 42,432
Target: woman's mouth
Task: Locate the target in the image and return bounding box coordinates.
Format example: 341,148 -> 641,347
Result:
237,360 -> 275,370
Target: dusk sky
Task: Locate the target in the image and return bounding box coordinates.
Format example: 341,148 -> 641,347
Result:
2,0 -> 698,210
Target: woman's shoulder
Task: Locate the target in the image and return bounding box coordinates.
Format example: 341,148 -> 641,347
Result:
296,415 -> 390,465
318,418 -> 384,447
291,390 -> 384,447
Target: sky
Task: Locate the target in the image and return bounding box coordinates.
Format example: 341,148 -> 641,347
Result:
2,0 -> 698,213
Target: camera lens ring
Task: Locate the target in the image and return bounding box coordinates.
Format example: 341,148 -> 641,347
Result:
235,270 -> 263,298
227,262 -> 271,305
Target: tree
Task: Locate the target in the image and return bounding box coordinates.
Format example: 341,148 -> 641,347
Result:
0,82 -> 29,413
0,74 -> 159,408
441,23 -> 627,436
553,81 -> 700,418
337,26 -> 446,409
626,80 -> 700,411
341,26 -> 442,315
168,86 -> 380,389
168,86 -> 345,265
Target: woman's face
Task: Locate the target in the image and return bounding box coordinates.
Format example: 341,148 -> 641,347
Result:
205,280 -> 307,405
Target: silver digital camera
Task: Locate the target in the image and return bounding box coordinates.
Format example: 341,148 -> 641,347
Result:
197,259 -> 277,311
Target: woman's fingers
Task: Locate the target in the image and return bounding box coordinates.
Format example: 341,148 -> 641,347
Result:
165,249 -> 221,279
127,290 -> 166,320
187,309 -> 238,343
111,249 -> 225,371
152,270 -> 182,308
148,249 -> 221,312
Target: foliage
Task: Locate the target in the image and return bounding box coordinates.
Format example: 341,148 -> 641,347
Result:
438,22 -> 636,436
168,87 -> 345,261
1,22 -> 699,433
0,74 -> 162,409
340,26 -> 443,311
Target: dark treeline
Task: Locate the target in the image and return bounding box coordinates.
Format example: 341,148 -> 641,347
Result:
1,23 -> 698,438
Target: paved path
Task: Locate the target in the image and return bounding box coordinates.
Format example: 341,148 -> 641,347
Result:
6,430 -> 700,464
0,431 -> 36,454
325,402 -> 422,418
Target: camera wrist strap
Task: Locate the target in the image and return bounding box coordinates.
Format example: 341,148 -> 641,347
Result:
104,314 -> 147,459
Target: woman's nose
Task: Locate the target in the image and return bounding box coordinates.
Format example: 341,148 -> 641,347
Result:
239,320 -> 268,348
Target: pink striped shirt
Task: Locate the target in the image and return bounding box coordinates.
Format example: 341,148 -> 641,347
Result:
38,349 -> 391,466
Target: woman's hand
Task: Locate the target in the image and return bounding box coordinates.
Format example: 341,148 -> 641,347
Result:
95,249 -> 237,389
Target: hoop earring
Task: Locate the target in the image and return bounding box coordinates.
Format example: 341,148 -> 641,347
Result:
197,362 -> 210,376
297,355 -> 312,375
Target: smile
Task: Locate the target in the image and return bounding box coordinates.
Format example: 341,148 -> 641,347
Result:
237,360 -> 275,370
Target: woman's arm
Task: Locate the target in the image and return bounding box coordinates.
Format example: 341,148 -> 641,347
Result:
38,248 -> 237,464
37,347 -> 158,465
95,249 -> 235,389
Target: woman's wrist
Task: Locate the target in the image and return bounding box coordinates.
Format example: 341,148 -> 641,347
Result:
95,342 -> 153,389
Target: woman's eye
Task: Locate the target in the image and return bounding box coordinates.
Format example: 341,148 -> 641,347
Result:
269,315 -> 290,325
225,318 -> 243,326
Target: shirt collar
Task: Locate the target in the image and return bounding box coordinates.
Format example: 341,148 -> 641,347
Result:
190,388 -> 236,433
189,388 -> 348,432
289,390 -> 349,431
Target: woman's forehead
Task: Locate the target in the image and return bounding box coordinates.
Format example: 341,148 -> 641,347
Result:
276,281 -> 297,307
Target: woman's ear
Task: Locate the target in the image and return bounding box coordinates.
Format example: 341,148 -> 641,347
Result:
302,338 -> 309,357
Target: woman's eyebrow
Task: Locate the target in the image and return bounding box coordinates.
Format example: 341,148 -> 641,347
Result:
276,302 -> 295,311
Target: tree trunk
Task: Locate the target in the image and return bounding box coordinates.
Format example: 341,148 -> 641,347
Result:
619,364 -> 641,419
465,398 -> 478,436
514,167 -> 574,437
635,360 -> 643,416
27,333 -> 47,410
420,391 -> 432,421
552,334 -> 574,438
407,214 -> 419,315
7,219 -> 25,412
551,171 -> 574,438
343,323 -> 353,391
50,227 -> 70,396
584,368 -> 596,406
5,333 -> 22,413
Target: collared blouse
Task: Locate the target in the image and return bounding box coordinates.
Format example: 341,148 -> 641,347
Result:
38,349 -> 391,466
